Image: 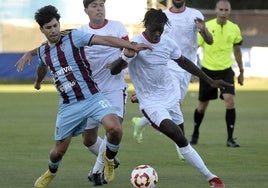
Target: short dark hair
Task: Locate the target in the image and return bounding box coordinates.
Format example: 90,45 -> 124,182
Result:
142,8 -> 169,27
34,5 -> 61,27
83,0 -> 106,8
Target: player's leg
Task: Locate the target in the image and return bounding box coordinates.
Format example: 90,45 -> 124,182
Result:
159,119 -> 224,187
190,101 -> 209,144
173,71 -> 189,160
170,106 -> 185,161
146,107 -> 224,187
83,125 -> 102,155
83,124 -> 105,186
101,114 -> 122,183
175,123 -> 185,161
190,76 -> 216,145
132,116 -> 149,143
221,68 -> 239,147
87,135 -> 109,186
222,93 -> 239,147
87,91 -> 125,184
34,102 -> 85,188
34,136 -> 72,188
130,93 -> 149,143
87,128 -> 120,185
100,89 -> 125,170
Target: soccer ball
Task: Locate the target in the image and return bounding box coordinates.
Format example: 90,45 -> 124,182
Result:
130,165 -> 158,188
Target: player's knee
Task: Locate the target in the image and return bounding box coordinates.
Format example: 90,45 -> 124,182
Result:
82,131 -> 98,147
83,137 -> 96,147
106,125 -> 122,145
109,124 -> 122,136
225,98 -> 235,108
103,115 -> 122,133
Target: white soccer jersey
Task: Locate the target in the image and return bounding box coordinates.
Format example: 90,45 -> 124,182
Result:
164,7 -> 203,62
164,7 -> 204,99
128,33 -> 181,110
78,20 -> 128,92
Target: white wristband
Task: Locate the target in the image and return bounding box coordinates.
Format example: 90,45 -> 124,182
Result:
121,50 -> 137,62
121,53 -> 131,62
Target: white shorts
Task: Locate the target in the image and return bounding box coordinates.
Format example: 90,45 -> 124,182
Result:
141,102 -> 184,127
85,88 -> 127,130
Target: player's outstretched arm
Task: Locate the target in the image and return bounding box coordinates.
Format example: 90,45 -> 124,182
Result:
208,79 -> 233,89
15,48 -> 38,72
91,35 -> 152,52
34,65 -> 48,90
107,57 -> 127,75
16,29 -> 72,72
175,55 -> 233,89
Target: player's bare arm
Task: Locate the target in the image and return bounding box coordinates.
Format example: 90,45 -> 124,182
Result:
15,30 -> 72,72
91,35 -> 152,52
34,65 -> 48,90
195,17 -> 213,45
107,57 -> 126,75
175,55 -> 233,89
15,48 -> 38,72
108,47 -> 137,75
234,44 -> 244,85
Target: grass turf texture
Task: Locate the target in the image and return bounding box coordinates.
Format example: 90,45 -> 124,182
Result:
0,78 -> 268,188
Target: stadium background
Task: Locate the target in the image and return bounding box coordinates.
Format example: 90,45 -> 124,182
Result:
0,0 -> 268,79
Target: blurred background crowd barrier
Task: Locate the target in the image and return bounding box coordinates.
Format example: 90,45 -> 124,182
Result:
0,0 -> 268,80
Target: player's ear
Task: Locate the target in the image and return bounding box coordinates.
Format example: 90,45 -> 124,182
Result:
39,27 -> 44,34
84,8 -> 88,15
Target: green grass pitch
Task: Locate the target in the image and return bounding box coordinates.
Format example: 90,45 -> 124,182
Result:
0,79 -> 268,188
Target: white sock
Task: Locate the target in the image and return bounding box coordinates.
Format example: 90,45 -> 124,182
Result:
86,136 -> 102,156
92,136 -> 107,173
139,116 -> 149,128
179,144 -> 216,181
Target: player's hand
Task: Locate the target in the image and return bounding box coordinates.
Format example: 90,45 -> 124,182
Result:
124,48 -> 136,58
209,79 -> 233,89
34,81 -> 41,90
15,52 -> 33,72
131,42 -> 152,52
105,63 -> 113,69
130,93 -> 139,103
238,72 -> 244,86
194,17 -> 206,31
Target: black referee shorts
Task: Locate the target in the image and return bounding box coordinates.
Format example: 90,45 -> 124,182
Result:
198,67 -> 235,101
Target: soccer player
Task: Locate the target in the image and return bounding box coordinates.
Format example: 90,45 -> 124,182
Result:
23,5 -> 151,188
16,0 -> 132,186
78,0 -> 130,185
109,8 -> 227,188
131,0 -> 213,161
190,0 -> 244,147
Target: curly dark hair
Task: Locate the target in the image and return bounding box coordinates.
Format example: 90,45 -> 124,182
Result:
142,8 -> 169,27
